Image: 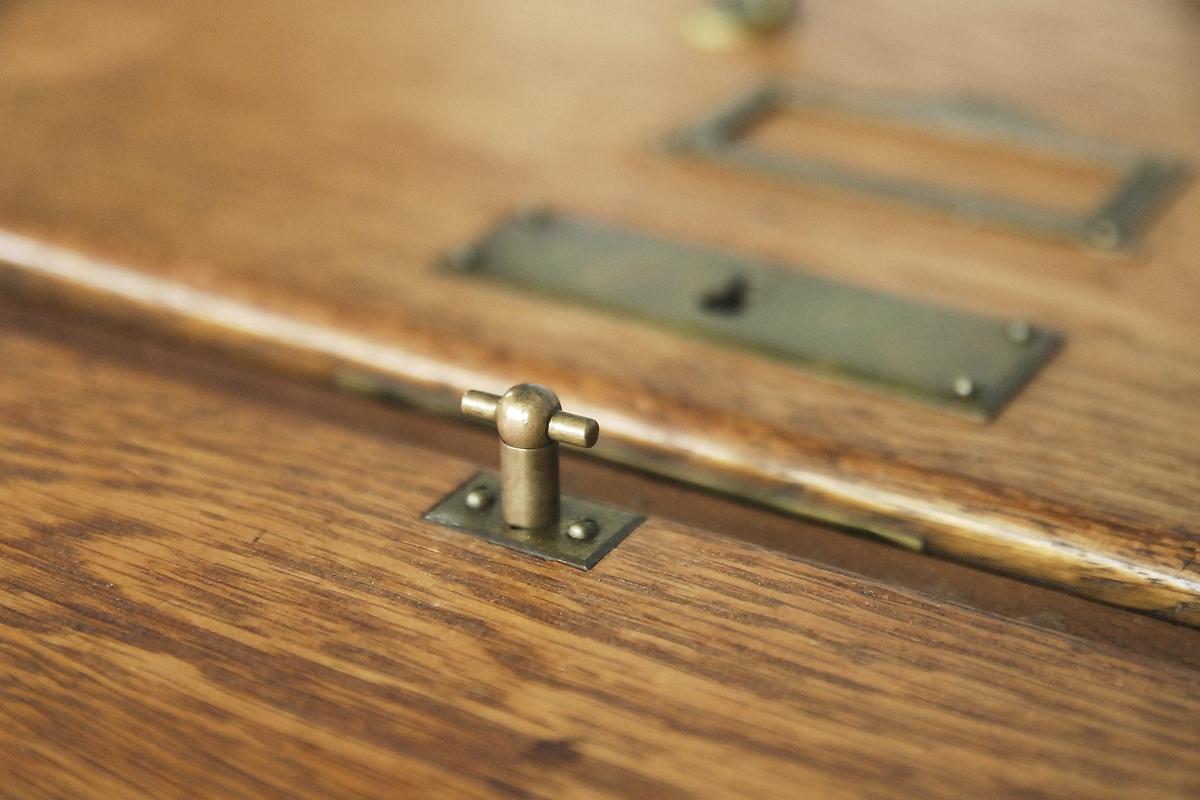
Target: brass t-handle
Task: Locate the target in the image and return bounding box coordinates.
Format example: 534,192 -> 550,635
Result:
461,384 -> 599,528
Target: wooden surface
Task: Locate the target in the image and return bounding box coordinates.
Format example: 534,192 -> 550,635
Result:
0,0 -> 1198,626
2,308 -> 1199,799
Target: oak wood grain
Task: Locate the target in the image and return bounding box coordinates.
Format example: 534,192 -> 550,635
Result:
11,297 -> 1200,669
2,308 -> 1200,800
0,0 -> 1197,622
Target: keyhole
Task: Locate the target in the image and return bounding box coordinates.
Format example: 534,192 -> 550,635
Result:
700,275 -> 750,315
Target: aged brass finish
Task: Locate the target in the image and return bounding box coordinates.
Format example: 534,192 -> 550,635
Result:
424,472 -> 645,570
499,442 -> 559,529
664,82 -> 1191,251
343,368 -> 923,551
443,211 -> 1062,420
684,0 -> 798,50
460,384 -> 600,528
426,384 -> 641,568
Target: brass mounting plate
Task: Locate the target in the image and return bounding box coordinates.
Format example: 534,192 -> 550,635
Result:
445,211 -> 1063,420
664,83 -> 1191,251
423,472 -> 645,569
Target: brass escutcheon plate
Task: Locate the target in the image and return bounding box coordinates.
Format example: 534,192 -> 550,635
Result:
423,472 -> 645,569
444,210 -> 1063,420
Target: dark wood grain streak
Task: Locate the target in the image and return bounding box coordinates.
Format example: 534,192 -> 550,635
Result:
1,308 -> 1199,799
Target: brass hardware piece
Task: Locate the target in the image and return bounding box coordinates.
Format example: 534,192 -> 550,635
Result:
442,211 -> 1062,420
684,0 -> 798,50
424,385 -> 643,568
664,82 -> 1191,251
424,473 -> 644,570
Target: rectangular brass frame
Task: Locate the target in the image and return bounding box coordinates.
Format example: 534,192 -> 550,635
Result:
423,472 -> 645,570
445,210 -> 1062,420
663,83 -> 1191,251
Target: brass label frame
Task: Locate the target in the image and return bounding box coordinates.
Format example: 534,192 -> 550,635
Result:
664,82 -> 1191,251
